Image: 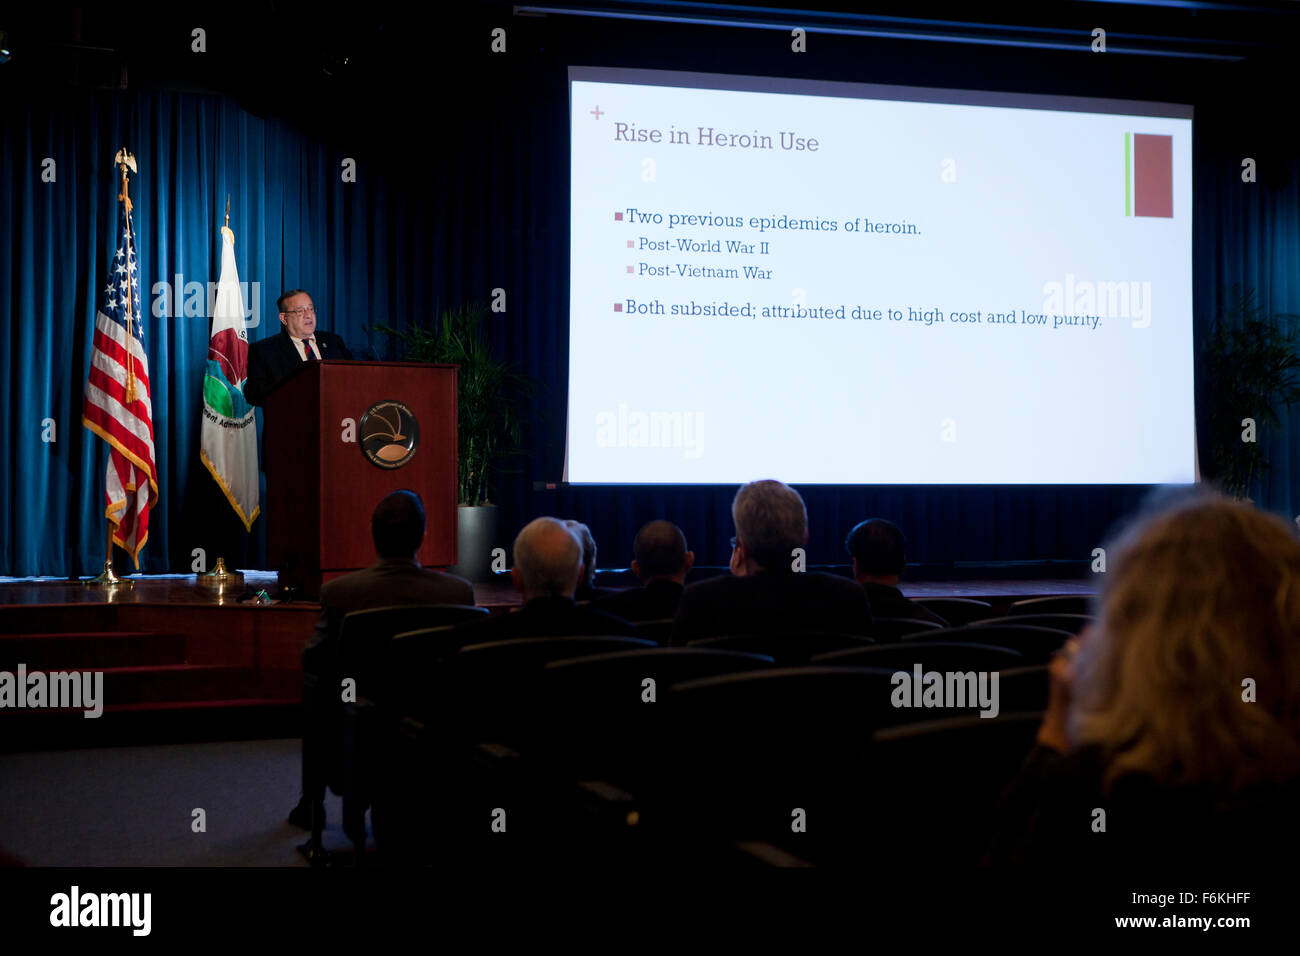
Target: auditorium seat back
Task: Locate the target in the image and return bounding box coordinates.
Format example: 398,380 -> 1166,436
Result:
975,613 -> 1093,635
859,712 -> 1044,870
904,624 -> 1070,663
378,633 -> 656,856
1007,595 -> 1094,616
334,605 -> 484,857
339,604 -> 487,702
449,635 -> 656,743
385,624 -> 475,726
456,634 -> 657,675
686,631 -> 874,664
911,597 -> 994,626
996,665 -> 1050,712
544,646 -> 776,701
812,640 -> 1023,672
870,617 -> 945,642
640,667 -> 898,851
533,647 -> 777,789
630,618 -> 675,645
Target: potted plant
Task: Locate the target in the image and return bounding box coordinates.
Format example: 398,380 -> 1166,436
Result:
375,304 -> 528,581
1201,288 -> 1300,499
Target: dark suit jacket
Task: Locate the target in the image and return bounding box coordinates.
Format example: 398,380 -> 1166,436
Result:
670,569 -> 873,645
306,557 -> 475,656
860,582 -> 949,626
245,328 -> 353,407
575,582 -> 620,603
450,595 -> 636,646
592,578 -> 684,623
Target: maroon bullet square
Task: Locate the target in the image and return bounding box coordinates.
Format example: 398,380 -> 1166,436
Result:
626,240 -> 634,248
626,265 -> 634,273
1134,134 -> 1173,218
614,212 -> 623,221
614,303 -> 623,312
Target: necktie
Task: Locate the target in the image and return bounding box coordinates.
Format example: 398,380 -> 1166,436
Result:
303,338 -> 318,361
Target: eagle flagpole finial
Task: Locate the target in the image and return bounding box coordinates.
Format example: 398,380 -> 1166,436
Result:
114,148 -> 137,212
113,147 -> 139,402
222,194 -> 234,245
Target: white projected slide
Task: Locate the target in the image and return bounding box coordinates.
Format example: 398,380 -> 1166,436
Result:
566,67 -> 1195,485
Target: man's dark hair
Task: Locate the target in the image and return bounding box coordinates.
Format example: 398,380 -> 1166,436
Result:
277,289 -> 311,312
633,520 -> 688,578
846,518 -> 906,576
372,490 -> 425,559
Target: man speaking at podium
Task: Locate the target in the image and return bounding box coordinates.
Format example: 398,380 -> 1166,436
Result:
245,289 -> 353,407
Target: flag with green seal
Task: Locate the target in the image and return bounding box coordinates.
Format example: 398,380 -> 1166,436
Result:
199,221 -> 259,530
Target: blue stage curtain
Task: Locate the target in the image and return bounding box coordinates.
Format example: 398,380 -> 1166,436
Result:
0,73 -> 540,577
4,76 -> 1299,577
0,87 -> 397,575
1194,131 -> 1300,517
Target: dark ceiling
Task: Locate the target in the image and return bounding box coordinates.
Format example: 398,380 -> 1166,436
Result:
4,1 -> 1299,90
3,0 -> 1296,166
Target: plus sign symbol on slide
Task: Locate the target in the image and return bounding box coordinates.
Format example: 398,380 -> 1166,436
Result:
590,106 -> 604,120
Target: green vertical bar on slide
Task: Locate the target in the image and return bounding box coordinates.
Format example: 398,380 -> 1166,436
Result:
1124,132 -> 1132,216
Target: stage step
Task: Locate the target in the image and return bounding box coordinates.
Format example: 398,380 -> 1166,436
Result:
0,661 -> 302,751
0,581 -> 313,749
0,698 -> 301,752
0,631 -> 187,669
0,664 -> 256,706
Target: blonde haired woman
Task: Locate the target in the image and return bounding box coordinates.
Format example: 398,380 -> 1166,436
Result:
987,490 -> 1300,884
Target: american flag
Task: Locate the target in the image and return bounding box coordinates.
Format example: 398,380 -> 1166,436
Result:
81,176 -> 158,567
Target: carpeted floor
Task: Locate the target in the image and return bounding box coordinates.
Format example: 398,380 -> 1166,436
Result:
0,738 -> 353,866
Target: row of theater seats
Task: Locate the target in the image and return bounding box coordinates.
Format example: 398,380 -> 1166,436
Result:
316,594 -> 1091,867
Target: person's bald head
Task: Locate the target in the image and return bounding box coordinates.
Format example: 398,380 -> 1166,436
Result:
511,517 -> 584,600
632,520 -> 694,584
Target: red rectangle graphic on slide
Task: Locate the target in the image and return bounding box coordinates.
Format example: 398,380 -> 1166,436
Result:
1134,134 -> 1173,218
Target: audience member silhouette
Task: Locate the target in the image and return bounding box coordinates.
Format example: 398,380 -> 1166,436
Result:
985,491 -> 1300,881
565,519 -> 618,601
670,480 -> 872,644
593,520 -> 695,622
846,518 -> 948,628
451,517 -> 635,642
290,490 -> 473,829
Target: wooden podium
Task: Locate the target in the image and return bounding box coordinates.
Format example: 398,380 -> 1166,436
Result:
263,361 -> 458,597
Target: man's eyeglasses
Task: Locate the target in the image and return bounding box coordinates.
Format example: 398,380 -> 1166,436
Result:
282,307 -> 315,318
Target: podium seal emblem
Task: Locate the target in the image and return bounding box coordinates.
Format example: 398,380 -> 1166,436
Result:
359,400 -> 419,469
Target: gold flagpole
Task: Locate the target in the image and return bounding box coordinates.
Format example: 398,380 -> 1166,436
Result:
197,193 -> 244,597
86,511 -> 132,589
86,147 -> 139,590
116,148 -> 139,404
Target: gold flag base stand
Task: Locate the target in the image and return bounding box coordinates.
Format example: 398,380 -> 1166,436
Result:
197,557 -> 244,591
84,525 -> 133,588
84,560 -> 133,589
